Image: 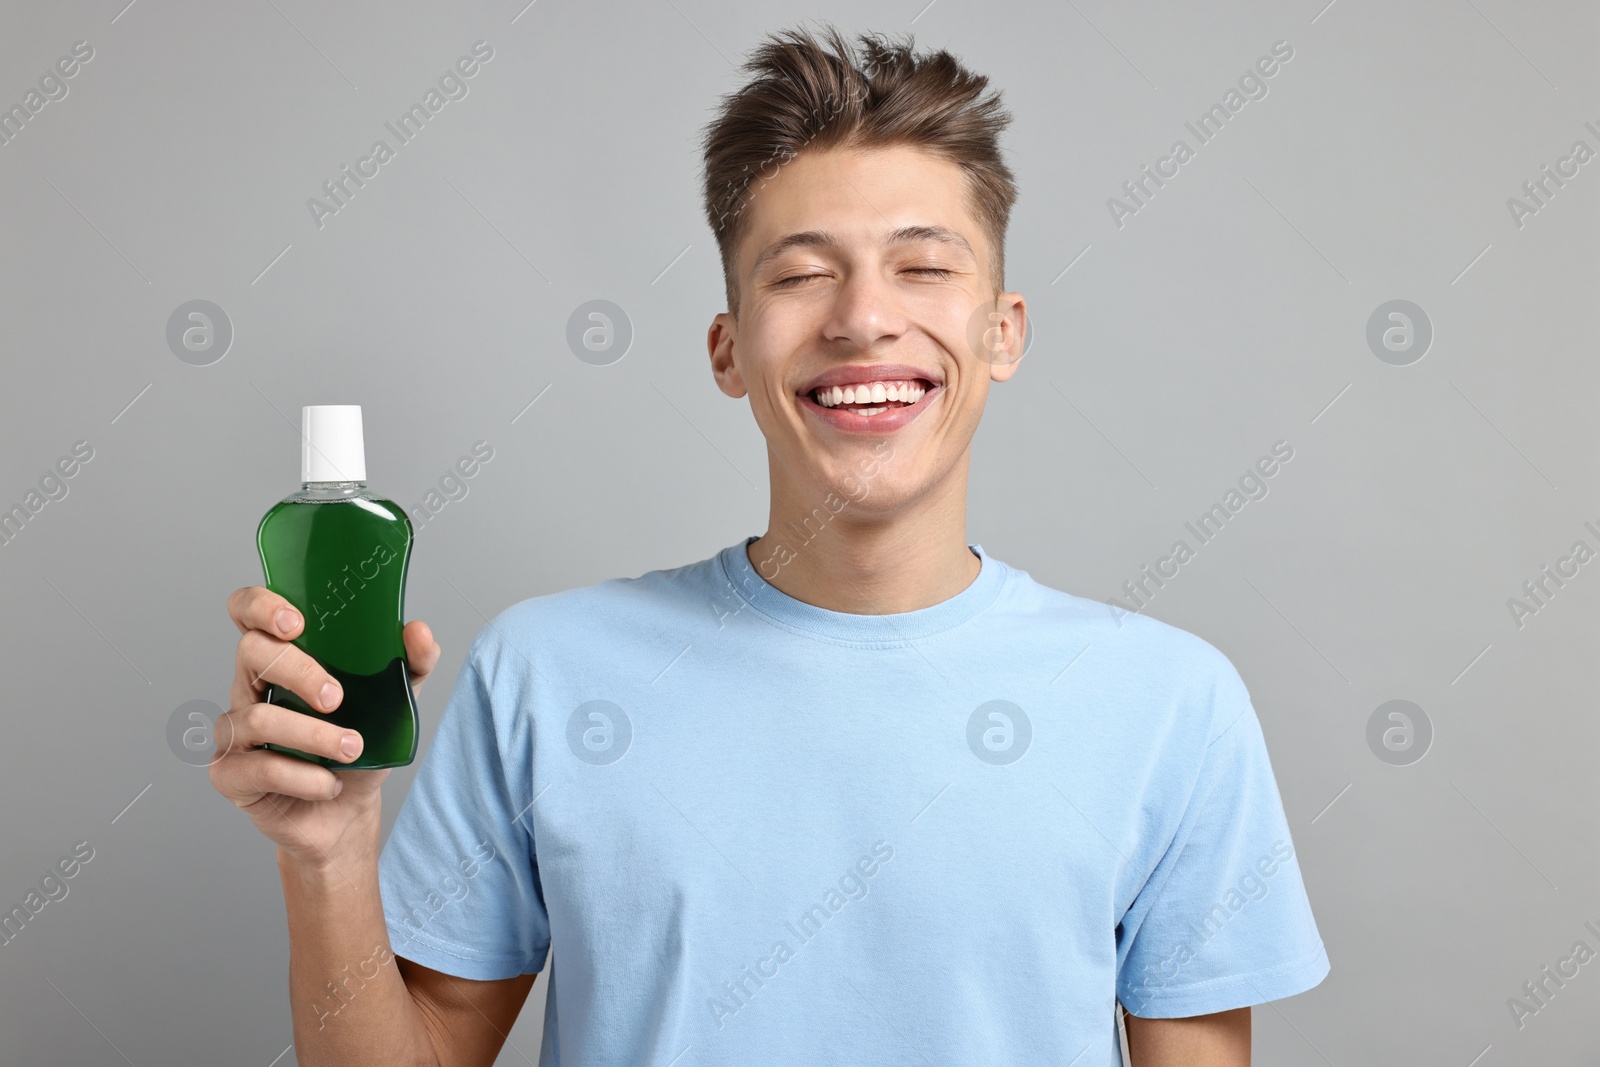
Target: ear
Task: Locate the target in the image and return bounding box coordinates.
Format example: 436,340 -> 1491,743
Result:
987,292 -> 1028,383
708,312 -> 747,398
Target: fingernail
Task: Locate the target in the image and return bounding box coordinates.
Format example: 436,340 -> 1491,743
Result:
276,607 -> 300,633
330,777 -> 343,798
341,734 -> 362,759
320,682 -> 341,708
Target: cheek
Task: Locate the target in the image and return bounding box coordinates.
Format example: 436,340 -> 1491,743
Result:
913,288 -> 973,334
935,376 -> 985,432
739,331 -> 800,408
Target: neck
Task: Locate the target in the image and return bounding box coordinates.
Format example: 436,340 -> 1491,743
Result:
748,455 -> 980,615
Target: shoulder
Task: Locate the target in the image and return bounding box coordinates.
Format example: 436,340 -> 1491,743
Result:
464,549 -> 724,679
997,557 -> 1251,744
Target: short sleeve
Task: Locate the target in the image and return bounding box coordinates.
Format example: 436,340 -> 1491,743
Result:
377,642 -> 551,980
1115,666 -> 1329,1017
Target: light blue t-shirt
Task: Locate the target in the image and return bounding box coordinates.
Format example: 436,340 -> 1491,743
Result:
377,536 -> 1329,1065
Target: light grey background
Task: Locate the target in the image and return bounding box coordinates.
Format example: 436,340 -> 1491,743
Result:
1,0 -> 1596,1063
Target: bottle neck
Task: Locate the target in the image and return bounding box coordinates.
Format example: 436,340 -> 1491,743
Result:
297,480 -> 368,501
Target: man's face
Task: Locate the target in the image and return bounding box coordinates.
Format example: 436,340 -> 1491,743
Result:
708,143 -> 1026,517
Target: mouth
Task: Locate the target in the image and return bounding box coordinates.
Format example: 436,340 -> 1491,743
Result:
796,376 -> 941,434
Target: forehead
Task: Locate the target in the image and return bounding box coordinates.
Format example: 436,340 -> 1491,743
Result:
737,144 -> 983,269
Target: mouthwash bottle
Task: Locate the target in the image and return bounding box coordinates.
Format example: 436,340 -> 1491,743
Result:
256,405 -> 418,769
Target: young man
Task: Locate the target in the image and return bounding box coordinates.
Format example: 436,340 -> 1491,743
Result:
217,24 -> 1328,1067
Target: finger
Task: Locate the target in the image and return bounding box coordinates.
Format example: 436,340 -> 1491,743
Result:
237,629 -> 343,713
230,655 -> 313,713
228,585 -> 305,641
230,660 -> 260,712
232,634 -> 291,708
215,700 -> 364,768
403,620 -> 441,687
211,747 -> 347,807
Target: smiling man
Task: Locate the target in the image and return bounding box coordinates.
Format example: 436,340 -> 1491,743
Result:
219,23 -> 1328,1067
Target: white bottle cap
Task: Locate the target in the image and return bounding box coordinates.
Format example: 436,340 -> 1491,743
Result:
301,405 -> 367,483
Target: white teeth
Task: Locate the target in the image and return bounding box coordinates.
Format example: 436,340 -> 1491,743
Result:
811,379 -> 929,408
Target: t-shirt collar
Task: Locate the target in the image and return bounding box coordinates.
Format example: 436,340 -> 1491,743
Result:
716,534 -> 1007,645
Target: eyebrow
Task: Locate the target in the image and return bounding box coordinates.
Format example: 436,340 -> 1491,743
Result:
750,225 -> 976,275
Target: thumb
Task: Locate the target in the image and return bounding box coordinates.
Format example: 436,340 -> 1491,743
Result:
403,620 -> 441,689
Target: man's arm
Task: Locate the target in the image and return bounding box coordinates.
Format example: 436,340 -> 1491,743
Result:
401,956 -> 539,1066
219,590 -> 540,1065
1124,1007 -> 1250,1066
279,841 -> 538,1067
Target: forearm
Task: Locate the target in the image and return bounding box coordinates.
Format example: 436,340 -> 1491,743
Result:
278,815 -> 439,1067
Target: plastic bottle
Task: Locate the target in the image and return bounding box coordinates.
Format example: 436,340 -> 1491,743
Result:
256,405 -> 418,769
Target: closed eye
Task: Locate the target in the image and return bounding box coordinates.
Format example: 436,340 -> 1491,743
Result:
773,267 -> 954,287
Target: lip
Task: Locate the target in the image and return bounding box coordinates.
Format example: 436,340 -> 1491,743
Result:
798,363 -> 943,395
797,379 -> 941,435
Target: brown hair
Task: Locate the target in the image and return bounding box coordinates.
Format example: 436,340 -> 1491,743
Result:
700,23 -> 1017,315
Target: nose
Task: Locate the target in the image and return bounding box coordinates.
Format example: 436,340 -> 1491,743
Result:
822,269 -> 909,353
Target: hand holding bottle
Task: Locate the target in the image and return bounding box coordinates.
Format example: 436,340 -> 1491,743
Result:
211,585 -> 440,870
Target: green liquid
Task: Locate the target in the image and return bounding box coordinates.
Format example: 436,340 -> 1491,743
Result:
256,491 -> 418,769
